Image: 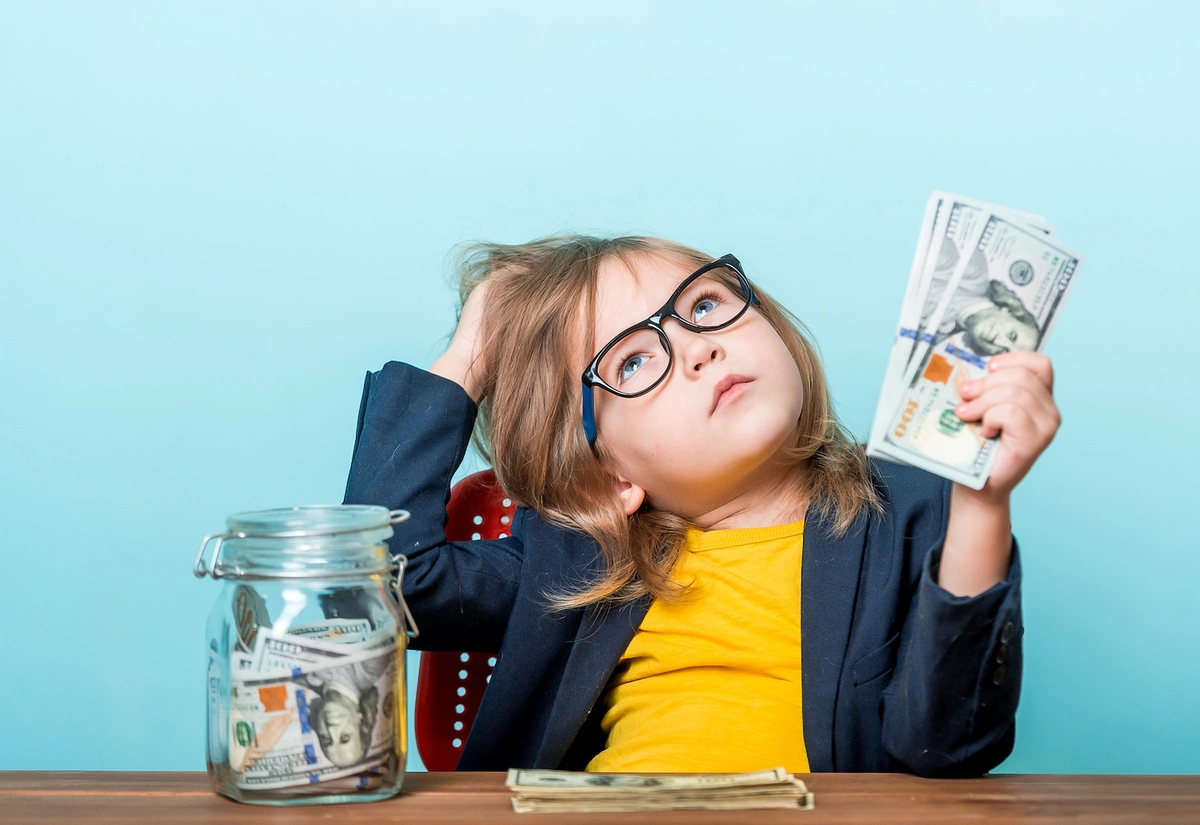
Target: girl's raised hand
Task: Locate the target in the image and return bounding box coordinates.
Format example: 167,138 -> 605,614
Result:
430,278 -> 492,404
953,352 -> 1062,500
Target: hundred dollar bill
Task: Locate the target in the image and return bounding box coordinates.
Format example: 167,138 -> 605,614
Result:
904,197 -> 1051,361
869,193 -> 946,451
262,768 -> 388,796
229,635 -> 399,790
513,784 -> 812,801
507,766 -> 813,813
507,766 -> 794,793
869,193 -> 1051,451
513,795 -> 814,813
871,213 -> 1082,488
288,618 -> 377,646
249,627 -> 398,672
517,785 -> 814,802
252,631 -> 354,672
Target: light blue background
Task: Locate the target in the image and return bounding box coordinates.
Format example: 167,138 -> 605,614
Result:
2,1 -> 1197,774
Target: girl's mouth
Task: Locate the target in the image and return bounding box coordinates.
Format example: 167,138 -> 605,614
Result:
711,375 -> 754,414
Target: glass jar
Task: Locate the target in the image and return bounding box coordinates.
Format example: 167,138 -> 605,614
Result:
193,505 -> 418,806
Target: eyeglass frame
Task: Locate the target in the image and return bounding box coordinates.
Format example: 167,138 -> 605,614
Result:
580,253 -> 759,446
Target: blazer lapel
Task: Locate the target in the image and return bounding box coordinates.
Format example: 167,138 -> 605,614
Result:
535,593 -> 651,768
802,505 -> 869,772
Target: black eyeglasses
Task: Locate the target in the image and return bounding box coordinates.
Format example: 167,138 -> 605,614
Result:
581,254 -> 758,445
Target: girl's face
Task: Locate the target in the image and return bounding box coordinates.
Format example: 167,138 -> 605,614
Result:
586,254 -> 805,525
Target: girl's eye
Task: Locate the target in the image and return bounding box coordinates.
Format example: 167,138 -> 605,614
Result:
620,354 -> 647,382
1007,329 -> 1018,342
690,290 -> 724,324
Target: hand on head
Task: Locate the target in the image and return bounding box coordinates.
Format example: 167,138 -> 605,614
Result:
431,277 -> 494,404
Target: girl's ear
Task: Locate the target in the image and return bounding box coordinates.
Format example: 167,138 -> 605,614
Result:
611,474 -> 646,516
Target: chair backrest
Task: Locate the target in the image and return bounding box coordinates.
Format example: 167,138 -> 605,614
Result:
413,470 -> 516,771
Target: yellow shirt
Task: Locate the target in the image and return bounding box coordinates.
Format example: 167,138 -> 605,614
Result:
586,519 -> 809,774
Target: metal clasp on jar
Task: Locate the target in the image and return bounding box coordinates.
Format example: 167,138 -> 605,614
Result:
388,553 -> 420,640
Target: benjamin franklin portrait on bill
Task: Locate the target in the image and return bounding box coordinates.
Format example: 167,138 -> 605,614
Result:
297,655 -> 389,767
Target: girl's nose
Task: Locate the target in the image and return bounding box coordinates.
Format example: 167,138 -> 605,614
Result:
675,327 -> 723,374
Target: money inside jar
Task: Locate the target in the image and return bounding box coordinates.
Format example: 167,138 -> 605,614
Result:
227,619 -> 399,791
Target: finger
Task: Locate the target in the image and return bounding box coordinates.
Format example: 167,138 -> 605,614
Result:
959,368 -> 1056,412
987,351 -> 1054,391
978,403 -> 1039,441
967,370 -> 1062,431
978,400 -> 1059,451
956,382 -> 1056,424
961,365 -> 1050,394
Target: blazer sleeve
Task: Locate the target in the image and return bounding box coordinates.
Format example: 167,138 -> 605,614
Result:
878,467 -> 1023,777
342,361 -> 524,654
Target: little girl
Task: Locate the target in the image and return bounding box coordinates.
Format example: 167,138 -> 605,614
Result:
343,235 -> 1059,777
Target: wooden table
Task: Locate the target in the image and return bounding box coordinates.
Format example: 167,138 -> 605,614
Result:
2,771 -> 1197,824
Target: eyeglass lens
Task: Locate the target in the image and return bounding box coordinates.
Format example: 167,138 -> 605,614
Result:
595,266 -> 750,394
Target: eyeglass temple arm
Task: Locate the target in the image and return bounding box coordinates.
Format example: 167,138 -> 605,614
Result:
582,381 -> 598,445
713,253 -> 759,306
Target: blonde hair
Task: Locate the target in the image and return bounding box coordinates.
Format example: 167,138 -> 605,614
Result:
453,234 -> 880,611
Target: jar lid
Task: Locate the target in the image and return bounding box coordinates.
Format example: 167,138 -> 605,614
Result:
225,505 -> 407,540
193,505 -> 410,579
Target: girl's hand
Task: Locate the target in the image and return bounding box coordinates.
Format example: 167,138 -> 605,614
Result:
938,351 -> 1059,595
954,351 -> 1061,501
430,278 -> 492,404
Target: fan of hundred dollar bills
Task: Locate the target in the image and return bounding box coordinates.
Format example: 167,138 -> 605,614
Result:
866,192 -> 1083,489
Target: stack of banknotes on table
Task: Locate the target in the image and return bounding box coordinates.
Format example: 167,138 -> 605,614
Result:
867,192 -> 1084,489
506,767 -> 814,813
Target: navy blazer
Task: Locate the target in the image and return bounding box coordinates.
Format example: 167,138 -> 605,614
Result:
342,362 -> 1023,777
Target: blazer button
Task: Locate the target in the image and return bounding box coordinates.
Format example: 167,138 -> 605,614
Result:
1001,621 -> 1014,643
996,643 -> 1009,664
993,665 -> 1008,685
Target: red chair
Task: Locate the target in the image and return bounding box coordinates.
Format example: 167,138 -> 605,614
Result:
414,470 -> 516,770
